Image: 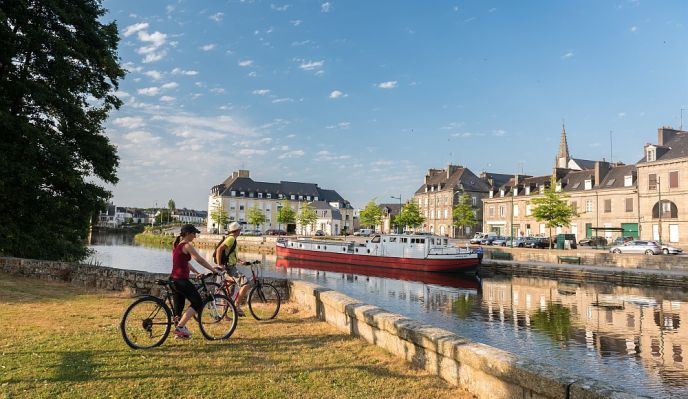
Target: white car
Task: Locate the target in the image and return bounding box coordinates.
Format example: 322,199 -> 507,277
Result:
609,240 -> 662,255
661,244 -> 683,255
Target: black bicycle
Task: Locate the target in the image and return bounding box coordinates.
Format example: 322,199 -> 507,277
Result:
207,260 -> 281,320
120,276 -> 238,349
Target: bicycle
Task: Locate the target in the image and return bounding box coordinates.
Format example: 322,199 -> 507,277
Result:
208,260 -> 281,320
120,276 -> 238,349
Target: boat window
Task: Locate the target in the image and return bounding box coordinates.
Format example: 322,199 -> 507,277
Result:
317,245 -> 320,249
371,235 -> 381,243
389,237 -> 397,242
419,239 -> 425,244
299,244 -> 303,248
367,249 -> 370,253
342,247 -> 346,251
443,239 -> 448,245
430,238 -> 434,245
401,238 -> 407,243
355,249 -> 358,253
323,246 -> 327,250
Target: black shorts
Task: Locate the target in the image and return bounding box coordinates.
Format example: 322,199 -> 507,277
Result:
171,279 -> 203,315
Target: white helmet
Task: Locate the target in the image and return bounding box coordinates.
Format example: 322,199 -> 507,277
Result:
227,222 -> 242,233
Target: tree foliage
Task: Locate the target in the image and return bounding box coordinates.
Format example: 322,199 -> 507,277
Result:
0,1 -> 125,261
359,200 -> 382,228
531,185 -> 578,248
297,202 -> 317,234
247,204 -> 267,228
168,199 -> 176,211
210,203 -> 229,232
452,193 -> 477,236
277,200 -> 296,226
395,202 -> 425,230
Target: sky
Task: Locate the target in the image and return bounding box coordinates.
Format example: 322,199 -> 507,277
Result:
102,0 -> 688,210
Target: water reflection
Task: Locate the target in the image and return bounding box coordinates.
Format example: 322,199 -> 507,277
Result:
85,234 -> 688,398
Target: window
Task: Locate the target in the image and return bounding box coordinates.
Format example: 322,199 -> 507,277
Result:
231,191 -> 236,196
306,196 -> 311,201
499,205 -> 505,217
606,178 -> 616,186
298,195 -> 303,200
649,174 -> 657,190
488,206 -> 495,217
290,195 -> 295,200
584,180 -> 592,190
513,204 -> 519,217
624,175 -> 633,187
240,192 -> 245,197
604,199 -> 611,213
585,200 -> 593,213
239,205 -> 244,211
670,171 -> 679,188
258,193 -> 263,198
526,204 -> 532,216
570,201 -> 577,212
625,198 -> 633,212
249,192 -> 254,198
647,147 -> 656,162
572,182 -> 580,189
472,196 -> 477,206
525,186 -> 530,195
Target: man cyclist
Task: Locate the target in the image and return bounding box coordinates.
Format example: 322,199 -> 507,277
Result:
215,222 -> 250,316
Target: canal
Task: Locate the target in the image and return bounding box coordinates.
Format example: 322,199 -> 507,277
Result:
88,233 -> 688,398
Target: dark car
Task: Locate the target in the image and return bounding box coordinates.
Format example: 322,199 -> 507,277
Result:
612,236 -> 633,246
480,235 -> 500,245
314,230 -> 325,236
526,237 -> 552,249
265,229 -> 287,236
578,236 -> 608,246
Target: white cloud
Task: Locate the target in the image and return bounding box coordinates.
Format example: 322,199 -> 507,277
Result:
135,29 -> 168,64
142,52 -> 166,63
326,122 -> 350,129
561,51 -> 574,59
272,98 -> 294,103
210,88 -> 225,94
238,148 -> 268,156
144,70 -> 162,80
248,71 -> 257,77
441,122 -> 464,130
321,2 -> 332,12
138,30 -> 167,48
138,87 -> 161,96
329,90 -> 346,99
238,60 -> 254,67
377,81 -> 398,89
123,22 -> 149,37
161,82 -> 178,90
292,40 -> 312,46
200,44 -> 216,51
171,68 -> 198,76
618,112 -> 626,118
493,129 -> 506,136
630,26 -> 637,32
316,150 -> 351,161
299,60 -> 324,71
122,130 -> 161,144
278,150 -> 305,159
113,116 -> 145,129
290,20 -> 302,26
160,96 -> 176,102
209,12 -> 224,22
271,4 -> 291,11
253,89 -> 271,95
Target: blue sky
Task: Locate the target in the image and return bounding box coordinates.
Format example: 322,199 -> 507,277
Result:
103,0 -> 688,210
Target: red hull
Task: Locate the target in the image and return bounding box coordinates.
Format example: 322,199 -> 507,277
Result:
275,245 -> 480,274
275,258 -> 481,290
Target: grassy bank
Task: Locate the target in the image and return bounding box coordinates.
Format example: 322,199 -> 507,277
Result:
134,232 -> 175,247
0,275 -> 474,399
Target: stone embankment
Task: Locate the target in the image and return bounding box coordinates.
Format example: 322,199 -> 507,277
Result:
0,255 -> 646,399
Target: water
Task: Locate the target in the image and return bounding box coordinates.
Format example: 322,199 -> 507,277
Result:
88,233 -> 688,398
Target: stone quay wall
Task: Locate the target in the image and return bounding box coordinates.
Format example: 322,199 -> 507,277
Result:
0,257 -> 289,299
290,280 -> 646,399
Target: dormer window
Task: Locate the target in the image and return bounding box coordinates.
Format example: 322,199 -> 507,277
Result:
425,186 -> 428,192
314,196 -> 318,201
258,192 -> 263,198
624,175 -> 633,187
555,183 -> 562,192
525,186 -> 530,195
539,186 -> 545,194
647,147 -> 656,162
513,188 -> 518,196
489,190 -> 494,198
500,189 -> 505,197
584,179 -> 592,190
231,191 -> 236,196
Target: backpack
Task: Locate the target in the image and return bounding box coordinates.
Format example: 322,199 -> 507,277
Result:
215,236 -> 237,266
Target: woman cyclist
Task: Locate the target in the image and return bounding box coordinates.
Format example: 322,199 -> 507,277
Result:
171,224 -> 223,339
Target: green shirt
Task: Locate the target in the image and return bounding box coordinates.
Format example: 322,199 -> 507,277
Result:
221,236 -> 238,266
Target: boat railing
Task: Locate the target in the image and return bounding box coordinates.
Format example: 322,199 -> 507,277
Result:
428,247 -> 472,255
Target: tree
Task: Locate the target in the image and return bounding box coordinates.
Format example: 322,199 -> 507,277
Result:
277,200 -> 296,230
247,205 -> 267,230
297,202 -> 317,235
155,210 -> 172,225
0,1 -> 125,261
395,202 -> 425,231
167,199 -> 175,224
531,184 -> 578,249
359,200 -> 382,229
210,203 -> 229,234
452,193 -> 477,237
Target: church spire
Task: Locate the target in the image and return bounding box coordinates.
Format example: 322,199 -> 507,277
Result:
557,122 -> 570,168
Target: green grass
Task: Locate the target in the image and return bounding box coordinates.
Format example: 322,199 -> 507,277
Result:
0,275 -> 473,399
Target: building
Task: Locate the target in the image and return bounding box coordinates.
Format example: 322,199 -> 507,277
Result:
412,164 -> 491,237
377,203 -> 403,234
481,125 -> 688,245
172,208 -> 207,224
207,170 -> 353,234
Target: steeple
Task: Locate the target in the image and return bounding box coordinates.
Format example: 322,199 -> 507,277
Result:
556,122 -> 570,168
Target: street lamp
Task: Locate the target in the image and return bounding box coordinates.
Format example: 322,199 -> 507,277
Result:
276,202 -> 282,232
510,187 -> 515,247
390,195 -> 401,233
657,177 -> 662,244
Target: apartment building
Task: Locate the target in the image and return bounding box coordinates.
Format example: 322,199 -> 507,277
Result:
481,126 -> 688,245
207,170 -> 353,234
412,164 -> 491,237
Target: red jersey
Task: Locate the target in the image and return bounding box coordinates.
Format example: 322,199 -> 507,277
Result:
170,242 -> 191,280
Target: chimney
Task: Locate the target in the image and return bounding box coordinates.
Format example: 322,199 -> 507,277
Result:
658,126 -> 682,146
594,160 -> 610,187
238,169 -> 250,178
446,164 -> 459,179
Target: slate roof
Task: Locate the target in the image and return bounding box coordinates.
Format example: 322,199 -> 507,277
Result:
571,158 -> 596,170
598,164 -> 636,189
310,201 -> 342,219
415,166 -> 491,194
378,203 -> 402,216
482,172 -> 514,190
637,131 -> 688,164
213,174 -> 349,205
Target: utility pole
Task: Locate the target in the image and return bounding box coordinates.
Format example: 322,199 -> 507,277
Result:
510,186 -> 515,247
658,177 -> 662,245
390,195 -> 402,233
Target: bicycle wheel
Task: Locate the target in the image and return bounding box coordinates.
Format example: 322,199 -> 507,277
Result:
248,283 -> 281,320
193,282 -> 225,322
198,294 -> 238,340
120,297 -> 171,349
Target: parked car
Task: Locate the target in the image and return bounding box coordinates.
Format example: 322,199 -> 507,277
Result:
609,240 -> 661,255
492,236 -> 509,246
242,229 -> 262,236
314,230 -> 325,236
526,237 -> 553,249
480,235 -> 501,245
612,236 -> 634,246
661,244 -> 683,255
578,236 -> 608,246
505,236 -> 536,248
354,228 -> 374,236
265,229 -> 287,236
469,233 -> 486,244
